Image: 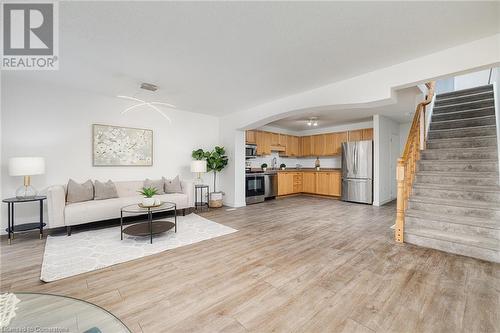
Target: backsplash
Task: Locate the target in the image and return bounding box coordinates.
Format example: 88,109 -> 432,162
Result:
248,152 -> 341,169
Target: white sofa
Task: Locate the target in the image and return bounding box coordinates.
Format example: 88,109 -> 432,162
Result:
46,180 -> 194,234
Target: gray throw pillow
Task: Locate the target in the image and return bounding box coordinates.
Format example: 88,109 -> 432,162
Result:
94,180 -> 118,200
144,178 -> 165,194
67,179 -> 94,203
164,175 -> 183,193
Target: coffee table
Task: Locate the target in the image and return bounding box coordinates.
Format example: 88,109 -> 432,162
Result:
120,202 -> 177,244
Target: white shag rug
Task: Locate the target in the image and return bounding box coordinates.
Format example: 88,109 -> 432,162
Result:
40,213 -> 237,282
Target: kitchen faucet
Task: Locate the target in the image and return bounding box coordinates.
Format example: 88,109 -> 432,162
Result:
271,157 -> 277,170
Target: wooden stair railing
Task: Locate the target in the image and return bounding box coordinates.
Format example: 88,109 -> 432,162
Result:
395,82 -> 435,243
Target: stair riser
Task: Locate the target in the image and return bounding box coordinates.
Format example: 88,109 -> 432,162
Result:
433,100 -> 494,114
426,137 -> 497,149
408,200 -> 500,220
418,161 -> 498,172
413,187 -> 500,203
437,86 -> 492,99
405,217 -> 500,240
404,233 -> 500,263
415,175 -> 499,187
430,116 -> 496,130
432,107 -> 495,122
428,127 -> 497,139
434,92 -> 494,107
421,150 -> 497,160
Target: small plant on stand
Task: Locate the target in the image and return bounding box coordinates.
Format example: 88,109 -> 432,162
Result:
192,146 -> 229,208
280,163 -> 286,170
138,187 -> 159,207
261,163 -> 268,171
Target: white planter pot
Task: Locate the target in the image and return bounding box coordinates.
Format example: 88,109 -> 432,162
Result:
262,167 -> 267,171
142,197 -> 155,207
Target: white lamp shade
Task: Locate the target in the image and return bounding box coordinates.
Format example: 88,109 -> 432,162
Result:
9,157 -> 45,176
191,160 -> 207,173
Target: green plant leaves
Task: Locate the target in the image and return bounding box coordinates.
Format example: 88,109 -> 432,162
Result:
138,187 -> 158,198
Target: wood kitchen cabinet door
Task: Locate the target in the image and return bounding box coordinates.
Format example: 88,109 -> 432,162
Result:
333,132 -> 348,155
270,132 -> 280,146
312,135 -> 325,156
362,128 -> 373,140
246,130 -> 256,144
316,172 -> 331,195
330,172 -> 342,196
302,172 -> 316,193
285,135 -> 299,157
292,173 -> 303,193
323,133 -> 335,155
348,129 -> 364,142
279,134 -> 288,147
301,136 -> 313,156
278,173 -> 294,196
255,131 -> 271,156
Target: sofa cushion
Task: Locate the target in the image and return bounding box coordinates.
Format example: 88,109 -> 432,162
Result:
114,181 -> 143,198
66,179 -> 94,203
94,180 -> 118,200
64,193 -> 190,226
164,175 -> 183,194
144,178 -> 165,194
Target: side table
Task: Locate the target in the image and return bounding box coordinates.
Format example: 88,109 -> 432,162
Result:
2,196 -> 47,244
194,184 -> 209,212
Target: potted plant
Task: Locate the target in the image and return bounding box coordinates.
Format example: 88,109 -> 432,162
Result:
280,163 -> 286,170
138,187 -> 158,207
192,146 -> 228,208
261,163 -> 268,171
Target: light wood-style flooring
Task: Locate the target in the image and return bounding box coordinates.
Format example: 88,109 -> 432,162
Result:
1,196 -> 499,332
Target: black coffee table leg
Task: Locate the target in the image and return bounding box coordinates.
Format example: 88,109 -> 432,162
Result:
120,211 -> 123,240
39,200 -> 44,239
11,203 -> 15,241
174,205 -> 177,232
149,210 -> 153,244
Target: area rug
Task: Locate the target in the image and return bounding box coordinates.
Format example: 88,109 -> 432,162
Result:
40,213 -> 237,282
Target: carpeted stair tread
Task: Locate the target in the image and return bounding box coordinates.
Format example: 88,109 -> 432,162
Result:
436,84 -> 492,99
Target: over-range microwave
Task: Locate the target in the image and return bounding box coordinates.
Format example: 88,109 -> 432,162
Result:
246,144 -> 257,158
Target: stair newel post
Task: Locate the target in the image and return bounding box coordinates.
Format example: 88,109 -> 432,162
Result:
395,158 -> 406,243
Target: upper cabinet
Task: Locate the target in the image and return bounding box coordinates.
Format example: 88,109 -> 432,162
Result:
246,128 -> 372,157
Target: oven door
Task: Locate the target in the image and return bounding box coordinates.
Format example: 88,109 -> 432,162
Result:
246,175 -> 265,203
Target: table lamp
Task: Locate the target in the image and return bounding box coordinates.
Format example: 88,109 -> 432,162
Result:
9,157 -> 45,199
190,160 -> 206,184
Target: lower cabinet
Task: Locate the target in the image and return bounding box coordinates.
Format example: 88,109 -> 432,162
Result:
278,171 -> 341,197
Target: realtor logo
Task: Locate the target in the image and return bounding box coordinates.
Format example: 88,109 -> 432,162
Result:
1,2 -> 59,70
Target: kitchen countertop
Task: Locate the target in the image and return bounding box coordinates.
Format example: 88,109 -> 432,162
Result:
247,168 -> 341,174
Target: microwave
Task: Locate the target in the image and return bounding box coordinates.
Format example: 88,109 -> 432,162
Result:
246,145 -> 257,158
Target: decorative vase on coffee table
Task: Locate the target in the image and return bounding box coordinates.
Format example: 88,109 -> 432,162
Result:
142,197 -> 155,207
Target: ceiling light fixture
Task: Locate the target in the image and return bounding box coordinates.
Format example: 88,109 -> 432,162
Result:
117,83 -> 176,122
306,117 -> 318,127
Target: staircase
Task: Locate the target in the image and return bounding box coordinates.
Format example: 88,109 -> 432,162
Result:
404,84 -> 500,263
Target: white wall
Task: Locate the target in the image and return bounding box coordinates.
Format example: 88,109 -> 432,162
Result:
454,69 -> 491,91
373,115 -> 401,206
1,78 -> 220,230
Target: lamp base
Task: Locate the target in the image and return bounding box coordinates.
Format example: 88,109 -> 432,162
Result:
16,185 -> 38,199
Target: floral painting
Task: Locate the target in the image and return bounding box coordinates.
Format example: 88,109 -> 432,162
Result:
93,124 -> 153,166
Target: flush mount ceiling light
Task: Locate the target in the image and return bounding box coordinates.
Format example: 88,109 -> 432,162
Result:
306,117 -> 319,127
117,83 -> 176,122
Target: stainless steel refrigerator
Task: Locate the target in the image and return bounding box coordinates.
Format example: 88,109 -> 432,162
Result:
341,140 -> 373,204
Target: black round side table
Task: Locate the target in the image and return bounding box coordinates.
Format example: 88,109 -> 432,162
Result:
2,196 -> 47,244
194,184 -> 209,212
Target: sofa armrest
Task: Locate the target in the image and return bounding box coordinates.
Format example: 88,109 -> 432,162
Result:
47,185 -> 66,228
181,180 -> 195,208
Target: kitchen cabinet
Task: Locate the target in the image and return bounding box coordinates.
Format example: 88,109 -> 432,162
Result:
302,172 -> 317,193
348,129 -> 364,142
316,171 -> 341,196
312,135 -> 325,156
293,173 -> 303,193
246,130 -> 256,144
279,134 -> 288,147
301,136 -> 313,157
277,172 -> 295,196
324,133 -> 335,155
256,131 -> 271,156
270,133 -> 280,146
362,128 -> 373,140
333,132 -> 348,155
282,135 -> 300,157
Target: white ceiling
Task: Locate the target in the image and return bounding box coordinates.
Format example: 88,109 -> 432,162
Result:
267,87 -> 422,131
3,2 -> 499,116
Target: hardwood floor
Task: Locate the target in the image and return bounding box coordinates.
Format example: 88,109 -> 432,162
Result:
1,196 -> 499,332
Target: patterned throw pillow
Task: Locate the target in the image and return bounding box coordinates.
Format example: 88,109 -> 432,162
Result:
94,180 -> 119,200
66,179 -> 94,203
164,175 -> 183,194
143,178 -> 166,194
